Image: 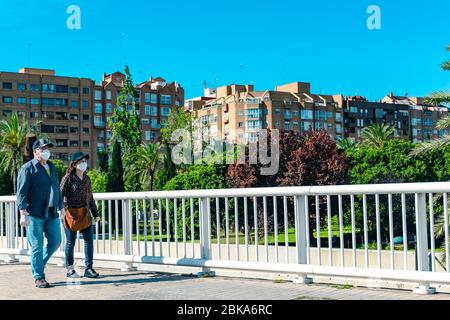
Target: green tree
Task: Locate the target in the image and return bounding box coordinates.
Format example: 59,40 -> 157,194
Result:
410,45 -> 450,157
87,170 -> 108,193
51,159 -> 67,181
336,137 -> 357,151
97,149 -> 109,173
0,113 -> 28,194
107,138 -> 125,193
125,143 -> 162,191
108,65 -> 141,154
361,124 -> 395,149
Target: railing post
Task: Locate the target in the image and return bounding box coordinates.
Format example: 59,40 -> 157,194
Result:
293,195 -> 312,284
3,202 -> 18,263
121,199 -> 136,271
413,193 -> 435,294
198,197 -> 214,277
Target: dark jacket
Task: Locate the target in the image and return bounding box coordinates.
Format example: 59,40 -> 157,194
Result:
16,159 -> 64,219
60,172 -> 99,218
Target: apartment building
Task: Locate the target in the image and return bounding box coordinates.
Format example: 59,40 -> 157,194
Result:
191,82 -> 344,144
343,93 -> 449,142
0,68 -> 97,167
94,72 -> 184,151
0,68 -> 185,167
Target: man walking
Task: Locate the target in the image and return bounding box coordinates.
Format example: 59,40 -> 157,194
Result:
17,139 -> 65,288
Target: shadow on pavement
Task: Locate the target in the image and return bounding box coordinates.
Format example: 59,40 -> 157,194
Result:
50,272 -> 196,287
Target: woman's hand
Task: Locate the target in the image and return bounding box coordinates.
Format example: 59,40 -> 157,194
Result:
94,216 -> 101,224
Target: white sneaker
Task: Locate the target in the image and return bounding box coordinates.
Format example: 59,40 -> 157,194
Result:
66,266 -> 80,278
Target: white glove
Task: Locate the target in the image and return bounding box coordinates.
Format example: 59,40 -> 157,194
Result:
59,208 -> 66,219
20,214 -> 29,227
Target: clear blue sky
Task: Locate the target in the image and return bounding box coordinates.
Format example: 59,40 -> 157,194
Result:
0,0 -> 448,100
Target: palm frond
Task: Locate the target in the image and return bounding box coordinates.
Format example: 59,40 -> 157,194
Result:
361,123 -> 395,148
425,92 -> 450,106
409,135 -> 450,158
442,60 -> 450,71
436,117 -> 450,130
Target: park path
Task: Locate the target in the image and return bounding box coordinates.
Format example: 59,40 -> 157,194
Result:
1,263 -> 450,300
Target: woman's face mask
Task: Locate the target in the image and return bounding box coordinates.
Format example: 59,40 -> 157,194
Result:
76,161 -> 88,172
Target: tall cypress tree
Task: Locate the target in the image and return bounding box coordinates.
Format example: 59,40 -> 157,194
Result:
107,139 -> 125,192
97,149 -> 109,173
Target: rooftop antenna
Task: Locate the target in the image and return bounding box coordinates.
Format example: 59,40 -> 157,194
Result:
203,80 -> 207,89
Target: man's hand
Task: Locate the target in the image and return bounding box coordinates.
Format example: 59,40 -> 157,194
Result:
20,211 -> 29,228
94,217 -> 100,224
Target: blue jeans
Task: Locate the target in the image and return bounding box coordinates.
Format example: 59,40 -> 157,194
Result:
64,223 -> 94,270
26,215 -> 62,280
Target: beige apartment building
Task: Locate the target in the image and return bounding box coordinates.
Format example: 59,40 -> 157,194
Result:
189,82 -> 344,144
0,68 -> 97,166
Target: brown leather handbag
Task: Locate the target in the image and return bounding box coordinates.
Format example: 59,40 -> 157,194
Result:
63,175 -> 91,232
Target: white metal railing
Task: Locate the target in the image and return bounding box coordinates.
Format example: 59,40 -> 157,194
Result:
2,181 -> 450,293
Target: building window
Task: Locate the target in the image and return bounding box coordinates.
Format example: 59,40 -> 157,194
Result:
2,96 -> 12,103
145,105 -> 151,115
82,100 -> 89,108
83,128 -> 90,135
70,100 -> 78,108
301,121 -> 312,131
83,114 -> 90,121
30,112 -> 39,118
69,87 -> 79,94
161,107 -> 171,116
83,141 -> 90,148
95,90 -> 102,100
83,88 -> 90,95
336,113 -> 342,122
70,141 -> 79,147
95,103 -> 103,114
161,95 -> 171,105
30,98 -> 40,105
106,90 -> 112,100
105,103 -> 112,113
17,83 -> 27,91
349,107 -> 358,113
70,127 -> 78,134
56,85 -> 68,93
150,94 -> 158,104
142,118 -> 150,125
246,109 -> 262,118
301,110 -> 313,120
69,114 -> 78,120
2,82 -> 12,89
30,84 -> 40,91
17,97 -> 27,104
42,84 -> 55,92
151,106 -> 158,116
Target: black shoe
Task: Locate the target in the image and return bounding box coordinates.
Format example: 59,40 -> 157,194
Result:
84,268 -> 99,278
35,278 -> 50,288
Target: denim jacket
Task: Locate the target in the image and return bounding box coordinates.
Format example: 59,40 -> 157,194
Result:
16,159 -> 64,219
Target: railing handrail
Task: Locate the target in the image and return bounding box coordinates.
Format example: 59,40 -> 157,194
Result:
1,181 -> 449,202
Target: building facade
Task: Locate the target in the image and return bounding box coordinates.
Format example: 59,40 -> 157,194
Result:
0,68 -> 97,166
190,82 -> 344,144
0,68 -> 184,167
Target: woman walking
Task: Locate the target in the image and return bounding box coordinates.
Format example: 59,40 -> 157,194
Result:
60,152 -> 100,278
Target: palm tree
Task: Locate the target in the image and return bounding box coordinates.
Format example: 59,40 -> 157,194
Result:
126,143 -> 162,191
0,113 -> 28,194
410,45 -> 450,157
361,123 -> 395,148
336,137 -> 357,151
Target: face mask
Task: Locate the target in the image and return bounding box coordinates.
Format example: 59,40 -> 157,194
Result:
77,162 -> 88,172
40,150 -> 51,161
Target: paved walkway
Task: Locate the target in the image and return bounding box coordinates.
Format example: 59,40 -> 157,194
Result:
1,263 -> 450,300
